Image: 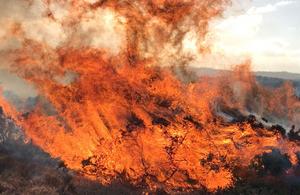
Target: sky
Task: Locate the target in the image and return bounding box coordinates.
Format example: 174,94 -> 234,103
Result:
205,0 -> 300,73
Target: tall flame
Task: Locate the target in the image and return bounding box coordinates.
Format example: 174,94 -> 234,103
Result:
0,0 -> 300,193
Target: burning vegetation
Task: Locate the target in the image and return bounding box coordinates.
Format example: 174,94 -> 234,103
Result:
0,0 -> 300,194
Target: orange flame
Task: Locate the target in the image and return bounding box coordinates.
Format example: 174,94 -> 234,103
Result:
0,0 -> 300,193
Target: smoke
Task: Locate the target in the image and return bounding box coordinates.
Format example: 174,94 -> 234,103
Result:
1,0 -> 300,193
0,0 -> 231,109
0,0 -> 229,62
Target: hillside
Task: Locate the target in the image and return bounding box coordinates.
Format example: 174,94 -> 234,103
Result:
192,67 -> 300,96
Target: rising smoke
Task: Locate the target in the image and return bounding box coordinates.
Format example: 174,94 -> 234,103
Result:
0,0 -> 300,194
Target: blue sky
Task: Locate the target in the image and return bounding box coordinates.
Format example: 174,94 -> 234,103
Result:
204,0 -> 300,73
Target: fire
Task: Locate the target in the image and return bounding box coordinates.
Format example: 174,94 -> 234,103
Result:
0,0 -> 300,193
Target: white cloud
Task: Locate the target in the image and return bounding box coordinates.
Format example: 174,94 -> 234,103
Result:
248,0 -> 296,14
276,0 -> 296,7
190,0 -> 300,72
212,14 -> 262,39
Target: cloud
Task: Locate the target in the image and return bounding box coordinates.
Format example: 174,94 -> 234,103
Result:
218,1 -> 295,43
194,0 -> 300,72
276,0 -> 296,6
248,0 -> 296,14
212,14 -> 262,39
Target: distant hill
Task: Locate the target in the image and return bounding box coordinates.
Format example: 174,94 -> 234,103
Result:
255,71 -> 300,81
191,67 -> 300,81
191,67 -> 300,97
